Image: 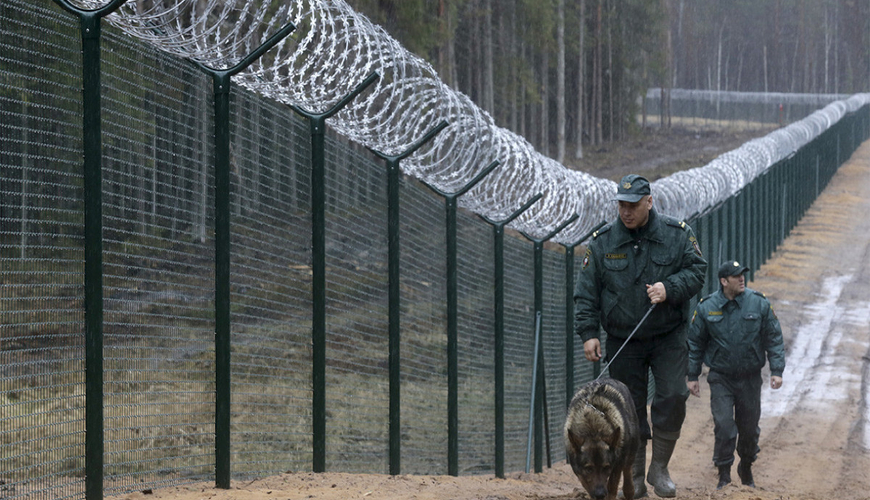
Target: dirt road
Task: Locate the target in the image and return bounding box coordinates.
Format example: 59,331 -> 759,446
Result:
121,140 -> 870,500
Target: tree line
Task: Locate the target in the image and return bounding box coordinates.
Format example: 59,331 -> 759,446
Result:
346,0 -> 870,162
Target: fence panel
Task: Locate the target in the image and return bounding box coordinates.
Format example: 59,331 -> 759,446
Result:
1,2 -> 868,497
1,3 -> 86,498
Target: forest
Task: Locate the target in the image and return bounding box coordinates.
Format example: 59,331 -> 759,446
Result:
346,0 -> 870,162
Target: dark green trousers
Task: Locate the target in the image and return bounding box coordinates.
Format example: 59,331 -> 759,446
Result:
605,330 -> 689,441
707,370 -> 762,467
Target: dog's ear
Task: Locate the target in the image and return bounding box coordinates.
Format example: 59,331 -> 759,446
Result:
567,428 -> 585,451
608,426 -> 621,448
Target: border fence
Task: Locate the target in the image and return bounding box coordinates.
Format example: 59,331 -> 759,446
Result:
643,87 -> 852,129
1,2 -> 869,499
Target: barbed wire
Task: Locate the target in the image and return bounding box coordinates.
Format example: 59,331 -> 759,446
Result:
71,0 -> 870,243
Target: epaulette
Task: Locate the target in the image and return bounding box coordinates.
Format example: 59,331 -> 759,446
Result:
663,216 -> 688,230
752,290 -> 766,298
592,224 -> 612,239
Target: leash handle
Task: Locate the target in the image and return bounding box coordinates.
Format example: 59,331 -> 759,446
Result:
595,303 -> 657,380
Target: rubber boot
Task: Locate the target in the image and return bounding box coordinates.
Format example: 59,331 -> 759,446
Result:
619,441 -> 648,499
716,465 -> 731,489
737,460 -> 755,487
646,435 -> 677,497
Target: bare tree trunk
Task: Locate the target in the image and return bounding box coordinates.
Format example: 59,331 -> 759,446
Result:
469,0 -> 480,103
509,0 -> 518,131
674,0 -> 684,88
251,97 -> 262,212
833,0 -> 839,93
716,19 -> 724,117
20,100 -> 29,258
198,86 -> 208,243
594,0 -> 602,145
763,45 -> 769,93
824,3 -> 834,94
520,39 -> 527,138
483,0 -> 494,114
790,37 -> 799,92
438,0 -> 455,88
574,0 -> 586,159
541,48 -> 550,157
606,6 -> 613,143
556,0 -> 566,162
151,121 -> 158,225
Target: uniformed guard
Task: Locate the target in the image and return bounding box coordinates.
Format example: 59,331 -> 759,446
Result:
687,260 -> 786,490
574,174 -> 707,498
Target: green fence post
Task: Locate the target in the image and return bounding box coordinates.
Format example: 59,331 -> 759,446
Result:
560,221 -> 606,406
421,160 -> 499,476
764,168 -> 774,263
748,180 -> 759,277
479,194 -> 542,479
525,311 -> 543,474
714,203 -> 723,267
727,195 -> 737,263
519,213 -> 579,473
193,22 -> 295,488
290,72 -> 380,474
49,2 -> 127,498
370,120 -> 449,475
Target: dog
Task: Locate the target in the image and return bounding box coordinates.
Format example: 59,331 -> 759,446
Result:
564,378 -> 640,500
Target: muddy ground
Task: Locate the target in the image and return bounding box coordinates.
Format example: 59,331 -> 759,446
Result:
566,125 -> 778,182
120,130 -> 870,500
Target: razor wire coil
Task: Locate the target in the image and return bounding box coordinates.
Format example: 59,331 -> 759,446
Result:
68,0 -> 870,243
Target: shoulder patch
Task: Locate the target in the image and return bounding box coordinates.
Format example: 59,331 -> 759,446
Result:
689,235 -> 702,257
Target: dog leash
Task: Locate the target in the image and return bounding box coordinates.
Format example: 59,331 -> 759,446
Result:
594,303 -> 657,381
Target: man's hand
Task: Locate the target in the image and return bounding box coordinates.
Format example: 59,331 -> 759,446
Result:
770,376 -> 783,389
687,380 -> 700,397
646,282 -> 667,304
583,338 -> 602,362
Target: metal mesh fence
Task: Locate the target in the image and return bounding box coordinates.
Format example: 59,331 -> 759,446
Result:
2,1 -> 869,498
1,2 -> 87,498
454,208 -> 497,474
643,88 -> 852,129
542,250 -> 567,463
398,179 -> 449,474
501,237 -> 535,474
227,91 -> 314,478
98,20 -> 218,498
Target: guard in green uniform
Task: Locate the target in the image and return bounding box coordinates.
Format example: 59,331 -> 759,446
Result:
687,261 -> 785,490
574,174 -> 707,498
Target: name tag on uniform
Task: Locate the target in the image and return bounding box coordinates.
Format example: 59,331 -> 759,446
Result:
605,253 -> 627,259
708,311 -> 723,316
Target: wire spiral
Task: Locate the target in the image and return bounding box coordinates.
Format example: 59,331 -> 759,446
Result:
71,0 -> 870,243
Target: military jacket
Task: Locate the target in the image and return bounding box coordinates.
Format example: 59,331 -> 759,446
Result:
687,287 -> 786,380
573,209 -> 706,342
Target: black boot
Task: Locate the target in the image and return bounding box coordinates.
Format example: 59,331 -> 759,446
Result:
716,465 -> 731,489
737,460 -> 755,487
647,436 -> 677,497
